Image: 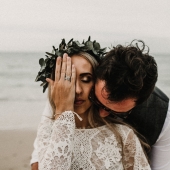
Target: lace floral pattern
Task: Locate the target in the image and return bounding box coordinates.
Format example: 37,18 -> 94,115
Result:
95,135 -> 122,169
37,111 -> 151,170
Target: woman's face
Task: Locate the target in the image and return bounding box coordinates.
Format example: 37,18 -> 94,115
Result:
71,55 -> 94,115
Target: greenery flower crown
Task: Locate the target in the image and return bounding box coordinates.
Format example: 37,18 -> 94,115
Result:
35,36 -> 107,93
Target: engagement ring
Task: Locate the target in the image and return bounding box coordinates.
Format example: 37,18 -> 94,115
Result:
65,76 -> 71,81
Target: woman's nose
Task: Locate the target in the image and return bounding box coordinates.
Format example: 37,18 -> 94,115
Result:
75,82 -> 82,94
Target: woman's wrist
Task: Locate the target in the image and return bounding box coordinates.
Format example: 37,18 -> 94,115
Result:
54,111 -> 62,119
54,108 -> 74,119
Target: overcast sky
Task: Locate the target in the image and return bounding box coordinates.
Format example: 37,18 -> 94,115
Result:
0,0 -> 170,53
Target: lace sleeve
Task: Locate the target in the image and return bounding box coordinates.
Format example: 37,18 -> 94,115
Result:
122,129 -> 151,170
37,111 -> 76,170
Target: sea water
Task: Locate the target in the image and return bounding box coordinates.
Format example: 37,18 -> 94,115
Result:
0,52 -> 47,129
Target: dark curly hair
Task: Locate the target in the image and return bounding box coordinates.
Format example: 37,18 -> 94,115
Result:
95,40 -> 158,105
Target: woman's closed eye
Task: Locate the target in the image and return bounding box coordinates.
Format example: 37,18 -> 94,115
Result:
81,76 -> 93,83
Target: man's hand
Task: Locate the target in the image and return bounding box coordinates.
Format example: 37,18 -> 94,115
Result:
31,162 -> 38,170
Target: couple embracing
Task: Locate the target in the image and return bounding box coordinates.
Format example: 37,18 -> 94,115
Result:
31,37 -> 170,170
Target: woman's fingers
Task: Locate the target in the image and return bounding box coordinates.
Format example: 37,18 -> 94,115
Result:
46,78 -> 54,89
55,56 -> 62,82
60,53 -> 67,80
71,64 -> 76,83
65,56 -> 72,81
46,78 -> 54,85
46,78 -> 54,95
54,53 -> 72,82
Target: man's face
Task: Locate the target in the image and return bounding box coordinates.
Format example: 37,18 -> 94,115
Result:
95,79 -> 136,118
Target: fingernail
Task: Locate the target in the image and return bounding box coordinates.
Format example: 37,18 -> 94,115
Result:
64,53 -> 68,57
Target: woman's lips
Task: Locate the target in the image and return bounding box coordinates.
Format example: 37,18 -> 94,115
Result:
74,100 -> 84,105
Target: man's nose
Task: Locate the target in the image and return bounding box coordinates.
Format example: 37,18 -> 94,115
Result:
99,108 -> 110,117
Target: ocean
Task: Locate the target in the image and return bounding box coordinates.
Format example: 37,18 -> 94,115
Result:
0,52 -> 47,130
0,52 -> 170,130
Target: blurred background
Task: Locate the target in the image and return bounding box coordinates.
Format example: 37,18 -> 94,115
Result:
0,0 -> 170,169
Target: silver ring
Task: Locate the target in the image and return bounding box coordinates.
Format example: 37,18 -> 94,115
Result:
64,75 -> 71,81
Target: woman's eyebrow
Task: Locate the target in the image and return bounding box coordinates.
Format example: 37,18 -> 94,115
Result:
79,73 -> 93,77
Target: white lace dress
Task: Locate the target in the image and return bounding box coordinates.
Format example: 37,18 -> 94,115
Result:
37,111 -> 151,170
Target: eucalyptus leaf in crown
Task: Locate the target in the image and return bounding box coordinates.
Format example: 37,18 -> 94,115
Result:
35,36 -> 107,93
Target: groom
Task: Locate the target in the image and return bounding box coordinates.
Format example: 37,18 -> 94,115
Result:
94,40 -> 170,169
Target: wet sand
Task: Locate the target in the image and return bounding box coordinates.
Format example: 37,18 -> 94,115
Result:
0,129 -> 37,170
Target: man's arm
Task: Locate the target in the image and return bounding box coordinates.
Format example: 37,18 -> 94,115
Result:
150,102 -> 170,170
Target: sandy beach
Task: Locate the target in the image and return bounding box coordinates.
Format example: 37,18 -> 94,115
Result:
0,129 -> 37,170
0,101 -> 45,170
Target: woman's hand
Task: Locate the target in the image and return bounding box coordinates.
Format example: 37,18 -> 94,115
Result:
31,162 -> 38,170
46,53 -> 76,118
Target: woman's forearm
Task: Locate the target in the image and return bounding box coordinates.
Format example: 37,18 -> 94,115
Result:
37,111 -> 76,170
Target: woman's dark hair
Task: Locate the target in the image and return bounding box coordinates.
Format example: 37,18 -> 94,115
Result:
95,40 -> 158,105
